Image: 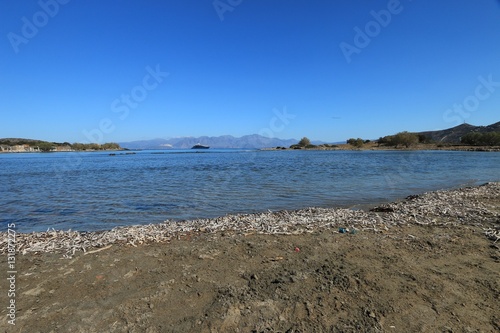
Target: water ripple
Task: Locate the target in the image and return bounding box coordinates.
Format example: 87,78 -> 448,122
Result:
0,150 -> 499,232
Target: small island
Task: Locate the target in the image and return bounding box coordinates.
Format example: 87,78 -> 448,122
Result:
191,143 -> 210,149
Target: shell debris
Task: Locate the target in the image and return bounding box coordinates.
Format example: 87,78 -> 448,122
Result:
0,182 -> 498,257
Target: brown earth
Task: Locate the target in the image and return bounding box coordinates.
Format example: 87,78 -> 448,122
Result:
1,217 -> 499,332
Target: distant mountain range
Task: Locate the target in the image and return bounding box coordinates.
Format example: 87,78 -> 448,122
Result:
120,122 -> 499,149
417,121 -> 500,143
119,134 -> 299,149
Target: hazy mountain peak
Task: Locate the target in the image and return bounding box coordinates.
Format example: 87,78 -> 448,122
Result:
120,134 -> 297,149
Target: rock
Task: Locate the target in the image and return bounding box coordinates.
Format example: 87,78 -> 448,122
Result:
198,254 -> 215,260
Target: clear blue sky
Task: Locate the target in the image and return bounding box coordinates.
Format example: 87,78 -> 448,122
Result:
1,0 -> 499,143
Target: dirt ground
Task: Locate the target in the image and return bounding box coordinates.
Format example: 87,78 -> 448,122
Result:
1,215 -> 499,332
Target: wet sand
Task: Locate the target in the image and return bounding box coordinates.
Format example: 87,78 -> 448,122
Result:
1,183 -> 499,332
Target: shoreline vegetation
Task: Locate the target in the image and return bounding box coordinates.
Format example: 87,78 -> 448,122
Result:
0,138 -> 122,153
0,182 -> 498,331
266,142 -> 500,152
2,123 -> 499,153
270,131 -> 500,152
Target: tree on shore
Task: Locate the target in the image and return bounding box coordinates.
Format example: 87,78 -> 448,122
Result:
392,132 -> 419,148
377,136 -> 388,146
37,141 -> 54,152
298,137 -> 311,147
289,137 -> 317,149
347,138 -> 364,148
71,142 -> 121,151
379,132 -> 419,148
102,142 -> 121,150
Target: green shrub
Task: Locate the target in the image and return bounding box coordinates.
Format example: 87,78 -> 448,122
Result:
347,138 -> 364,148
298,137 -> 311,147
461,132 -> 500,146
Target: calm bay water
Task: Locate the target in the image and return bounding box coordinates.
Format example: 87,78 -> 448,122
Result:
1,149 -> 499,232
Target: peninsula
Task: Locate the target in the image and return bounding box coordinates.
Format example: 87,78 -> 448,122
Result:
0,138 -> 121,153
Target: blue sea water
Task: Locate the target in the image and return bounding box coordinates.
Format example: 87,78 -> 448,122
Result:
1,149 -> 499,232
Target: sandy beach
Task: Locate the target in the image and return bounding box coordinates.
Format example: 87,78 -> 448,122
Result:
1,183 -> 499,332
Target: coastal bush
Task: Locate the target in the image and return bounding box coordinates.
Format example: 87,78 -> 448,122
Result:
389,131 -> 419,148
461,132 -> 500,146
102,142 -> 121,150
37,141 -> 55,152
347,138 -> 364,148
298,137 -> 311,147
0,139 -> 121,152
418,134 -> 433,144
377,136 -> 389,146
320,144 -> 338,148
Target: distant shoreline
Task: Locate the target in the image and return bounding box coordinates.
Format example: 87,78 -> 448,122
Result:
2,146 -> 499,154
0,149 -> 126,154
263,143 -> 500,152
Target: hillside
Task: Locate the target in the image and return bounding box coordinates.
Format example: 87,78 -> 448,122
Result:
417,121 -> 500,144
0,138 -> 48,145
